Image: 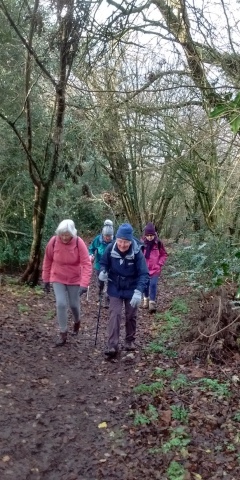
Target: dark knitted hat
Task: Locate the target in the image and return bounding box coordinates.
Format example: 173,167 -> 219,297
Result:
144,222 -> 156,235
116,223 -> 133,241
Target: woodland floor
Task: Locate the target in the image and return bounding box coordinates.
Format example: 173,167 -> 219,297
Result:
1,245 -> 240,480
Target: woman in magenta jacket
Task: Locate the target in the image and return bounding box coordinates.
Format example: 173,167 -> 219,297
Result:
142,222 -> 167,313
42,219 -> 92,346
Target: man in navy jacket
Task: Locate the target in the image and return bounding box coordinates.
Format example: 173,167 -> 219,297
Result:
99,223 -> 149,357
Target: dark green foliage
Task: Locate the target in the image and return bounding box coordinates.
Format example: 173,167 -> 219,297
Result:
0,234 -> 32,270
210,92 -> 240,134
0,176 -> 114,270
171,233 -> 240,290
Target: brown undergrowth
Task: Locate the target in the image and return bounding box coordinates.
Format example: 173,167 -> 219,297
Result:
180,282 -> 240,362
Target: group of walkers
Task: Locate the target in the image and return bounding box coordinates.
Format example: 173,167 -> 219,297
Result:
42,218 -> 167,356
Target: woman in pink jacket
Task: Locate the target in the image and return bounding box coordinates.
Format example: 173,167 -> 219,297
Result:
142,222 -> 168,313
42,219 -> 92,346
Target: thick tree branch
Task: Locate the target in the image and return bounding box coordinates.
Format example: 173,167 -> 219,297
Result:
152,0 -> 222,106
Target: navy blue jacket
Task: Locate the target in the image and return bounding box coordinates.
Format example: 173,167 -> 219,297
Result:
100,239 -> 149,299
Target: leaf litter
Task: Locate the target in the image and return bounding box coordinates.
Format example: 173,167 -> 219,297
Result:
1,259 -> 240,478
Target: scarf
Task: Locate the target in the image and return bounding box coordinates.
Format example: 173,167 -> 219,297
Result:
144,234 -> 157,259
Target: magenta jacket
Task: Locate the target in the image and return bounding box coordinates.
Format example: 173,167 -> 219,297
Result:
42,236 -> 92,287
142,239 -> 168,277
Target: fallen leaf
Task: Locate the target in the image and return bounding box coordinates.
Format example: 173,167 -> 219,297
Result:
2,456 -> 10,462
40,378 -> 49,385
190,369 -> 205,378
98,422 -> 107,428
161,410 -> 172,425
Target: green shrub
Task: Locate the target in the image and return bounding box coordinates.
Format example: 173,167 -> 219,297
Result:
171,232 -> 240,290
167,461 -> 186,480
133,381 -> 164,395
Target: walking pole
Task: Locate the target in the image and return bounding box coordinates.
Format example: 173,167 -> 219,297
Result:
94,292 -> 103,346
86,286 -> 90,302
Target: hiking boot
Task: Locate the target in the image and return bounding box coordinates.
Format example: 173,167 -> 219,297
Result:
142,297 -> 149,309
125,341 -> 136,351
55,331 -> 67,346
72,321 -> 80,336
104,347 -> 118,357
149,301 -> 157,313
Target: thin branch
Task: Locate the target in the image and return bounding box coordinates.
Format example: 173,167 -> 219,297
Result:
0,0 -> 57,87
0,111 -> 42,185
107,0 -> 151,15
129,100 -> 202,113
198,313 -> 240,339
220,0 -> 236,56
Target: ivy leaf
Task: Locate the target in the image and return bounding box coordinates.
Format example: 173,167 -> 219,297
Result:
209,104 -> 228,118
235,287 -> 240,299
230,114 -> 240,133
234,92 -> 240,107
221,262 -> 229,276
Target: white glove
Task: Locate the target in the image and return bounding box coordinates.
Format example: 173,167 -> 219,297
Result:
130,289 -> 142,308
90,255 -> 95,263
99,271 -> 108,282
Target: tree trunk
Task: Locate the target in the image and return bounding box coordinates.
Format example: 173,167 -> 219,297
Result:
0,0 -> 84,286
21,184 -> 50,285
155,194 -> 173,233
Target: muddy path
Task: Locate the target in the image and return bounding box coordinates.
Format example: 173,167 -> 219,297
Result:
0,272 -> 175,480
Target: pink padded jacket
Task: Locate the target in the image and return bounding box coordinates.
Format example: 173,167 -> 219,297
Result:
142,241 -> 168,277
42,236 -> 92,287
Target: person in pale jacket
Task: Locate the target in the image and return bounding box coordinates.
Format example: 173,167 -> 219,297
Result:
42,219 -> 92,346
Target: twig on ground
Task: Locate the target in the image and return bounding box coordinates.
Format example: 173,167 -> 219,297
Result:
198,313 -> 240,339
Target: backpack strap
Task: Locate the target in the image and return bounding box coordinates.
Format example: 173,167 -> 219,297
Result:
47,235 -> 57,257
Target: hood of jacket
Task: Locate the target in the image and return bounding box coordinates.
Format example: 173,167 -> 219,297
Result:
110,238 -> 141,259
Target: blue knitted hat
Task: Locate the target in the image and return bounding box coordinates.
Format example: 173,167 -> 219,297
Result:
116,223 -> 133,241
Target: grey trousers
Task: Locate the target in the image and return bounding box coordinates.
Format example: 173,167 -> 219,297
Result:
107,296 -> 138,349
52,283 -> 80,333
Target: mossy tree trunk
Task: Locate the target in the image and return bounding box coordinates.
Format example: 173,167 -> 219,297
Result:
0,0 -> 86,285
